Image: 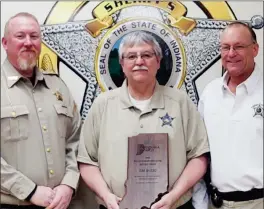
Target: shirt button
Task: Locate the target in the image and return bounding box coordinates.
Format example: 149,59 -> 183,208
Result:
42,125 -> 47,131
49,170 -> 54,174
140,124 -> 143,128
38,107 -> 42,112
11,111 -> 16,117
46,148 -> 51,152
32,90 -> 35,93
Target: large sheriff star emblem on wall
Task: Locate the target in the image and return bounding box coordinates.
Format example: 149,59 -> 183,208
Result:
38,2 -> 264,120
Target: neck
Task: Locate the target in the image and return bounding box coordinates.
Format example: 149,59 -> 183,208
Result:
128,80 -> 156,100
16,68 -> 34,78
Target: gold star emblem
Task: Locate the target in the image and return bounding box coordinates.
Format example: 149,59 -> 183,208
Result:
54,91 -> 63,101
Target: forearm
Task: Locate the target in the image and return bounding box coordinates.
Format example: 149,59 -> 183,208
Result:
79,163 -> 112,201
169,155 -> 208,202
1,157 -> 36,200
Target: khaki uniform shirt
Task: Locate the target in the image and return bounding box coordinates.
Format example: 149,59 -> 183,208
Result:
1,59 -> 81,205
78,81 -> 209,208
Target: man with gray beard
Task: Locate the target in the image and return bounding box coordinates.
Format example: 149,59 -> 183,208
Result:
1,12 -> 81,209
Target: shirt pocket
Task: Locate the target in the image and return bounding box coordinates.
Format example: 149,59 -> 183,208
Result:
54,103 -> 73,139
1,105 -> 29,142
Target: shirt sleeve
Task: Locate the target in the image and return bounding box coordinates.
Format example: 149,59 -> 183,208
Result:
183,94 -> 210,160
77,95 -> 103,166
1,157 -> 36,200
198,90 -> 205,118
60,87 -> 81,190
192,179 -> 209,209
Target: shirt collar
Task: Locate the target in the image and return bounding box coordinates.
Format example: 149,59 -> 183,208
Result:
35,68 -> 50,89
243,64 -> 261,94
2,58 -> 49,89
2,59 -> 23,88
221,64 -> 261,95
120,79 -> 164,109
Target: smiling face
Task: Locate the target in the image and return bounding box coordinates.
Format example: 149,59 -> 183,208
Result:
220,24 -> 259,79
120,42 -> 161,85
2,15 -> 41,71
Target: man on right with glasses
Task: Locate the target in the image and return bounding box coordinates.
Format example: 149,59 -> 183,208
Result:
199,22 -> 263,209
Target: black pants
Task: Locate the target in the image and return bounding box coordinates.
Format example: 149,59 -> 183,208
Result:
0,205 -> 45,209
99,198 -> 194,209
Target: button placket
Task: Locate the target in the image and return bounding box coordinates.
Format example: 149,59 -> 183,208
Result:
33,93 -> 54,180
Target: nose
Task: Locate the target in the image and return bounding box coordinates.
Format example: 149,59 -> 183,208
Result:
135,55 -> 144,65
227,47 -> 237,57
24,35 -> 33,47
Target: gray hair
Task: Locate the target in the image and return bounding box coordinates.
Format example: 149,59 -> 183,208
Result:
118,31 -> 163,60
4,12 -> 40,37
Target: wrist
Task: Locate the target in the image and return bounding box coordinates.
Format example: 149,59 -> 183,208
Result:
167,189 -> 180,206
101,189 -> 112,202
63,184 -> 74,193
25,184 -> 37,201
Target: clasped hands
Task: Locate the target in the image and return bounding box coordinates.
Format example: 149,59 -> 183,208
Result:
30,184 -> 73,209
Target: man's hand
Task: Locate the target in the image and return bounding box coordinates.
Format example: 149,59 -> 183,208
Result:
150,192 -> 175,209
103,192 -> 122,209
47,184 -> 74,209
30,186 -> 55,207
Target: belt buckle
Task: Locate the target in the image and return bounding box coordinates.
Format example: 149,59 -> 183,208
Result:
211,187 -> 223,208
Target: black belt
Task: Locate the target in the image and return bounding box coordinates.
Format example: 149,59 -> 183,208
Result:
0,204 -> 45,209
99,198 -> 194,209
210,186 -> 264,208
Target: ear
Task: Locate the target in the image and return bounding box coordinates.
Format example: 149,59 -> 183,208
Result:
252,43 -> 259,58
2,37 -> 8,50
120,59 -> 125,71
156,56 -> 161,67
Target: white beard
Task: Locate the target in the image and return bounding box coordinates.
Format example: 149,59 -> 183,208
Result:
17,52 -> 37,71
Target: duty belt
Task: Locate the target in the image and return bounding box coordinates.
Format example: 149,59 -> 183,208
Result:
210,186 -> 264,208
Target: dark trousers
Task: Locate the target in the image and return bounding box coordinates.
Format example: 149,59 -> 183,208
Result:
99,198 -> 194,209
0,205 -> 45,209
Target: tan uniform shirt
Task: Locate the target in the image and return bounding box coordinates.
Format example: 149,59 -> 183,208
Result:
1,59 -> 81,205
78,81 -> 209,208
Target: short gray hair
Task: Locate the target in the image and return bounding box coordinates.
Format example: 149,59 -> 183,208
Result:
118,31 -> 163,60
4,12 -> 40,37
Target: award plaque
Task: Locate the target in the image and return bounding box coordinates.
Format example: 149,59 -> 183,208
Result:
119,133 -> 169,209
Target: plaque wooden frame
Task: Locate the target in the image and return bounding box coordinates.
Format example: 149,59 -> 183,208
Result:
119,133 -> 169,209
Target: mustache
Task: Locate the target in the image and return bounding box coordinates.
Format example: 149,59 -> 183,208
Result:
132,66 -> 148,71
19,48 -> 37,55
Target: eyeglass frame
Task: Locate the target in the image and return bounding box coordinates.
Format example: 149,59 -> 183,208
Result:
121,51 -> 157,63
219,42 -> 256,53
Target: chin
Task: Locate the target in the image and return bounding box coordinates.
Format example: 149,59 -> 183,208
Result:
227,68 -> 244,77
132,75 -> 149,82
226,65 -> 241,72
18,58 -> 37,71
